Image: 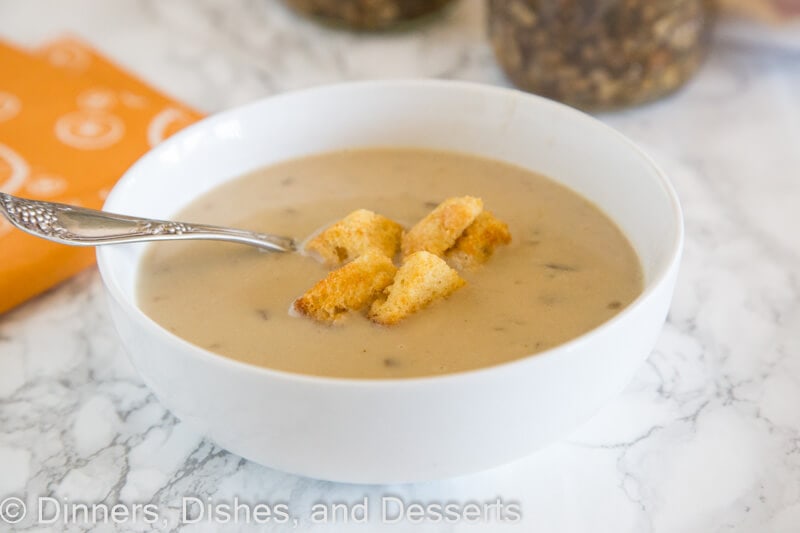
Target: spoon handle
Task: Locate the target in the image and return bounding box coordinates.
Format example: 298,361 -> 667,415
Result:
0,192 -> 296,253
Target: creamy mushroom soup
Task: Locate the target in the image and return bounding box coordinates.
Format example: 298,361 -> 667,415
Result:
137,148 -> 643,379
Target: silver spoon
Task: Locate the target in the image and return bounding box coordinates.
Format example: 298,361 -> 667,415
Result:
0,192 -> 296,253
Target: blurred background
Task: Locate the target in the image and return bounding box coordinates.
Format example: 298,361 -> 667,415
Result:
2,0 -> 798,112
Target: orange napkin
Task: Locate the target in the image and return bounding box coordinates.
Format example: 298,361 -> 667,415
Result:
0,37 -> 203,314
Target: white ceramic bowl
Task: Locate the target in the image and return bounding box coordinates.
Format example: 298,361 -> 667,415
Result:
98,80 -> 683,484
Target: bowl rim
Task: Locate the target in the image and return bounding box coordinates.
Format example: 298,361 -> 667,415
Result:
97,78 -> 684,389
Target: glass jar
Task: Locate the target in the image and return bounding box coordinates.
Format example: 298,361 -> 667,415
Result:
283,0 -> 456,30
488,0 -> 716,110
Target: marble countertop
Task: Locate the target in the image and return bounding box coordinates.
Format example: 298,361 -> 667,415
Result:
1,1 -> 799,531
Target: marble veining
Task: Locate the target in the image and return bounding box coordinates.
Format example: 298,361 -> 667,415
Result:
1,0 -> 799,531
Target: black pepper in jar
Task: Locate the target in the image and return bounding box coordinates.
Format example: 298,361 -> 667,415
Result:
488,0 -> 716,110
283,0 -> 456,30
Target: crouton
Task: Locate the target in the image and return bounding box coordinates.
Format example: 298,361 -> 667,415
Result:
401,196 -> 483,258
369,251 -> 466,325
445,211 -> 512,269
293,251 -> 397,323
305,209 -> 403,266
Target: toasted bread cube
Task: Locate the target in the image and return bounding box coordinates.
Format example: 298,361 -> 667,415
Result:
305,209 -> 403,266
293,251 -> 397,323
369,251 -> 466,325
401,196 -> 483,258
445,211 -> 512,269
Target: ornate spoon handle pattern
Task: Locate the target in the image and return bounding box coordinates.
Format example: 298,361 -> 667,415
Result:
0,192 -> 296,253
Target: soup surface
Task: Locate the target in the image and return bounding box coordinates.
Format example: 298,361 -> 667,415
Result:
138,148 -> 643,379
